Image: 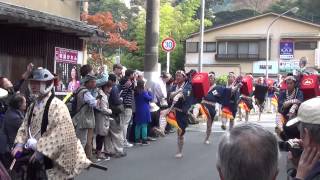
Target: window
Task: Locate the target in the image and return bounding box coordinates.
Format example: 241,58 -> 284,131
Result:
218,42 -> 227,54
238,42 -> 249,54
216,40 -> 266,60
295,41 -> 317,50
186,42 -> 198,53
227,42 -> 237,54
259,41 -> 266,59
249,42 -> 258,54
204,42 -> 216,52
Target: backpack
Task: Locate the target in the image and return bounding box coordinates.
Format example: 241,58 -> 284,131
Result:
64,88 -> 87,118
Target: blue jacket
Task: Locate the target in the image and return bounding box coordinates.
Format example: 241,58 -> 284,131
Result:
119,77 -> 134,108
134,91 -> 153,125
3,108 -> 24,150
204,85 -> 228,104
109,85 -> 122,106
254,84 -> 269,102
278,89 -> 304,116
170,82 -> 193,113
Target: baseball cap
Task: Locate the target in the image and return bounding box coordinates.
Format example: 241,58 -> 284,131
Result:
287,97 -> 320,127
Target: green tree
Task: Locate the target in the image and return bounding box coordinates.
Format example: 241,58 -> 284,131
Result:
268,0 -> 320,24
87,0 -> 142,68
213,9 -> 259,27
88,0 -> 213,72
216,75 -> 227,86
130,0 -> 212,73
89,0 -> 130,21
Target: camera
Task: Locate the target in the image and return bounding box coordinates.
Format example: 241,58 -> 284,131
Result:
278,141 -> 303,158
96,94 -> 103,100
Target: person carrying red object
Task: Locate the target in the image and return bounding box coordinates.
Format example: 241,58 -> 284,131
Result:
239,74 -> 254,122
200,72 -> 218,145
220,72 -> 242,130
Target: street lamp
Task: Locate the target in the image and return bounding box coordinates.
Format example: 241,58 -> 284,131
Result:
265,7 -> 299,79
198,0 -> 205,72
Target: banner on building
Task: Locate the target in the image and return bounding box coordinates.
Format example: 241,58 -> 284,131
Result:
54,47 -> 83,94
253,61 -> 278,74
55,47 -> 78,64
280,40 -> 294,59
279,60 -> 299,73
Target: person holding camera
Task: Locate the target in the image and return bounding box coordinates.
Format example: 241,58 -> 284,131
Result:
119,69 -> 136,148
0,63 -> 33,120
285,97 -> 320,180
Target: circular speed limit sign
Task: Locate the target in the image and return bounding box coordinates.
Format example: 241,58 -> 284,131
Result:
161,38 -> 176,52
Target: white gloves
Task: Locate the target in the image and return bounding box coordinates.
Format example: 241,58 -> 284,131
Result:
106,109 -> 112,115
173,93 -> 183,104
170,88 -> 183,99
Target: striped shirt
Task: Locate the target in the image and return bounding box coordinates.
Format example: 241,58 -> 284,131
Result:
119,77 -> 134,108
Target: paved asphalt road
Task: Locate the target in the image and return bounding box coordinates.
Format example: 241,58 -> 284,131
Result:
77,113 -> 288,180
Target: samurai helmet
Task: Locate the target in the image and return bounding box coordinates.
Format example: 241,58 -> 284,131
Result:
28,67 -> 54,98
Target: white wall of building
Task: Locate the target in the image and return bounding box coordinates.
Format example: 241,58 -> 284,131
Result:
185,14 -> 320,75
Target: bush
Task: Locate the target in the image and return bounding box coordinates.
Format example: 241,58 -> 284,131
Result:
216,75 -> 228,86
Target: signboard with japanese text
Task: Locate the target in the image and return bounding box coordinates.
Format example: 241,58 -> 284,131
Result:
253,61 -> 278,74
55,47 -> 78,64
54,47 -> 83,95
280,40 -> 294,59
279,60 -> 300,73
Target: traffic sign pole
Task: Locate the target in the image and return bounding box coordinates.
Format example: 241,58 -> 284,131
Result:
161,37 -> 176,73
166,52 -> 170,73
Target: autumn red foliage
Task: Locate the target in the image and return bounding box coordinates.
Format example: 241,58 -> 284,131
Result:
83,12 -> 138,52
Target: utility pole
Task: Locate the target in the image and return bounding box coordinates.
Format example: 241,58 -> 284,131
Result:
144,0 -> 160,85
198,0 -> 205,72
82,1 -> 89,64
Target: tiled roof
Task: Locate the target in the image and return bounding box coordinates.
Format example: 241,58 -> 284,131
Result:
187,12 -> 320,39
0,1 -> 105,38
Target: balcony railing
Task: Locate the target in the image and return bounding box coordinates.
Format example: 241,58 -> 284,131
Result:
215,53 -> 260,60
